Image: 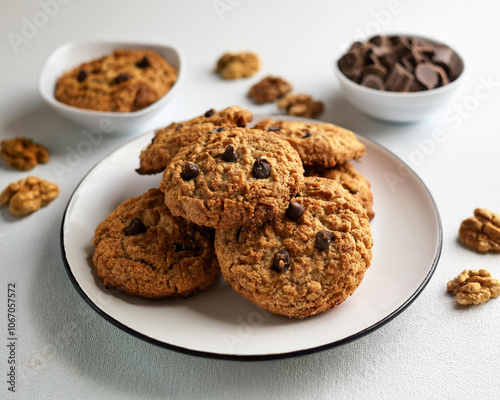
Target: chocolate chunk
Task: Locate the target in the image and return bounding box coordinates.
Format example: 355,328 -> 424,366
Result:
349,188 -> 358,195
415,63 -> 440,89
316,230 -> 334,251
204,109 -> 215,118
76,70 -> 88,83
208,127 -> 226,134
114,73 -> 132,84
286,201 -> 305,220
302,131 -> 313,139
384,63 -> 414,92
222,145 -> 239,162
252,157 -> 271,179
124,217 -> 147,236
360,74 -> 384,90
173,242 -> 193,252
181,162 -> 199,181
338,52 -> 363,80
136,56 -> 151,69
272,249 -> 290,272
433,47 -> 462,80
267,126 -> 281,132
362,63 -> 388,79
235,226 -> 244,242
176,124 -> 183,130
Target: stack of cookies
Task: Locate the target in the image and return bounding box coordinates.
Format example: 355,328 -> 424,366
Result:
92,106 -> 373,318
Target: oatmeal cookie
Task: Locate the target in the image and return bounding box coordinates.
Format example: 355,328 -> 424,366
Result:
92,188 -> 219,298
55,49 -> 178,112
137,106 -> 253,175
160,128 -> 305,229
215,177 -> 373,318
277,93 -> 324,118
305,163 -> 374,220
254,119 -> 365,167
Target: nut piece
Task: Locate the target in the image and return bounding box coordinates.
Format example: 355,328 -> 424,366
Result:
0,137 -> 50,171
277,93 -> 324,118
248,76 -> 292,104
0,176 -> 59,216
447,269 -> 500,305
459,208 -> 500,253
215,52 -> 260,80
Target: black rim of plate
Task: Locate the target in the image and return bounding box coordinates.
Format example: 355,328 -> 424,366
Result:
60,115 -> 443,362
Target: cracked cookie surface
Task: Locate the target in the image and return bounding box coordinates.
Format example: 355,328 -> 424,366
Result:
92,188 -> 219,298
55,49 -> 178,112
254,119 -> 365,167
137,106 -> 252,175
305,163 -> 374,220
160,128 -> 304,229
215,177 -> 373,318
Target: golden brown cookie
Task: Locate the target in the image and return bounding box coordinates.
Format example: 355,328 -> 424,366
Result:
305,163 -> 374,220
215,52 -> 260,79
215,177 -> 373,318
92,188 -> 219,299
55,49 -> 178,112
277,94 -> 324,118
160,128 -> 305,229
254,119 -> 365,167
137,106 -> 253,175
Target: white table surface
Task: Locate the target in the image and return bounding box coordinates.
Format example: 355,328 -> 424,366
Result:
1,1 -> 500,399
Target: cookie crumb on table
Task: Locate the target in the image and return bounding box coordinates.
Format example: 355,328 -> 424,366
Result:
0,137 -> 50,171
215,52 -> 260,79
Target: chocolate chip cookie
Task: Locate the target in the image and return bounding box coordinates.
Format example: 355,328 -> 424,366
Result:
215,177 -> 373,318
55,49 -> 178,112
92,188 -> 219,299
254,119 -> 365,167
305,163 -> 374,220
137,106 -> 253,175
160,128 -> 305,229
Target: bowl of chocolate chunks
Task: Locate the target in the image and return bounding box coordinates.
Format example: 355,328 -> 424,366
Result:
334,34 -> 464,123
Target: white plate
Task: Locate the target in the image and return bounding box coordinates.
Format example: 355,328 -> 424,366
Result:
61,115 -> 442,360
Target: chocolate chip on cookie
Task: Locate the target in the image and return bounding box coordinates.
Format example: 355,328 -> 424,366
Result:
316,230 -> 334,251
222,145 -> 239,162
124,217 -> 147,236
181,162 -> 199,181
286,201 -> 305,220
136,56 -> 151,69
114,73 -> 132,84
76,70 -> 88,83
252,157 -> 271,179
204,109 -> 215,118
272,249 -> 291,272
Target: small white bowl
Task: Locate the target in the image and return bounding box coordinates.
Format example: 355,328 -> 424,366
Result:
333,36 -> 464,123
38,41 -> 183,134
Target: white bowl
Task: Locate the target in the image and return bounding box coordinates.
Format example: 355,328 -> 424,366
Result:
38,41 -> 183,134
333,36 -> 464,123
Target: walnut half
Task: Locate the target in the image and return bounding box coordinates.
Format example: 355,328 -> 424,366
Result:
447,269 -> 500,305
0,137 -> 50,171
459,208 -> 500,253
0,176 -> 59,216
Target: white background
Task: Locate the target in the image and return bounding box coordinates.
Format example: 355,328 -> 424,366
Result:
1,0 -> 500,399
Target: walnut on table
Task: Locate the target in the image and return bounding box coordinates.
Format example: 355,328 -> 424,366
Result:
277,93 -> 324,118
447,269 -> 500,305
215,52 -> 261,80
459,208 -> 500,253
0,137 -> 50,171
0,176 -> 59,216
